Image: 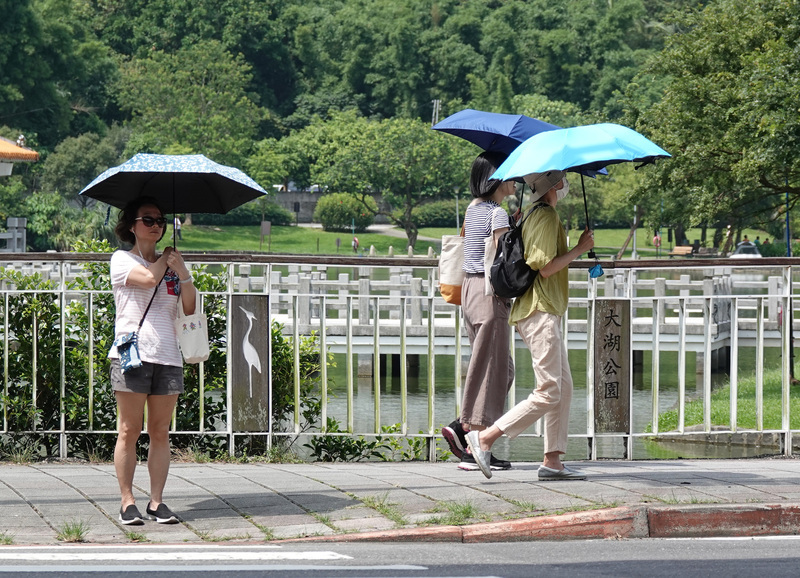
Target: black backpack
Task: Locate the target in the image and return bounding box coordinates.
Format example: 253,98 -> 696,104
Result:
489,203 -> 547,299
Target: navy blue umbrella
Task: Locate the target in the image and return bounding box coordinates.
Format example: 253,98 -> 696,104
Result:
80,153 -> 268,214
433,109 -> 607,179
432,108 -> 560,156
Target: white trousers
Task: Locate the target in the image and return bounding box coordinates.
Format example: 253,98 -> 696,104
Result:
495,311 -> 573,455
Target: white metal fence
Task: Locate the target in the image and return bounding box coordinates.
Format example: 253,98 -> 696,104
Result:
0,252 -> 796,461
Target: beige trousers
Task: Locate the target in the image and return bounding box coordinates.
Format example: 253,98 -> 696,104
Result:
495,311 -> 573,455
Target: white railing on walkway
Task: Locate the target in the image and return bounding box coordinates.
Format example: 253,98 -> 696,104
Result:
0,252 -> 796,461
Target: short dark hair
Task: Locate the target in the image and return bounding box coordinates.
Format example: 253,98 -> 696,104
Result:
469,151 -> 508,199
114,196 -> 166,245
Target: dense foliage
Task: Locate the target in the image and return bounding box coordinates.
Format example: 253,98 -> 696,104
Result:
190,200 -> 294,227
411,199 -> 466,229
625,0 -> 800,243
5,0 -> 798,251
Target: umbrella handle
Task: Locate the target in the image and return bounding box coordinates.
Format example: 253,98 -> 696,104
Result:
580,173 -> 597,259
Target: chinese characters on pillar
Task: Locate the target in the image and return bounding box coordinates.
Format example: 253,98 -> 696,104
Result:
594,299 -> 630,433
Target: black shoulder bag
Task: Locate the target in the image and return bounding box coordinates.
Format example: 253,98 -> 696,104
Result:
489,202 -> 547,299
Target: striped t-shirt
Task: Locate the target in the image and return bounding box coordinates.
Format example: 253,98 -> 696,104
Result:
462,200 -> 510,274
108,250 -> 183,367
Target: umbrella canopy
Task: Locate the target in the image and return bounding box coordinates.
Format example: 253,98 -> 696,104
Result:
79,153 -> 268,214
490,123 -> 670,182
433,109 -> 607,179
489,123 -> 670,267
432,108 -> 560,156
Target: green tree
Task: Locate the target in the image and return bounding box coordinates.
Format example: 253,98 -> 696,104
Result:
1,0 -> 117,146
312,114 -> 475,246
40,128 -> 128,208
627,0 -> 800,233
86,0 -> 295,117
24,192 -> 110,251
114,40 -> 264,167
247,138 -> 290,192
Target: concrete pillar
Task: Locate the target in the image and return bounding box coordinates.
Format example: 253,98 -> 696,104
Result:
358,354 -> 373,377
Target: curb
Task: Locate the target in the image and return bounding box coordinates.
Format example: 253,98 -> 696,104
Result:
648,503 -> 800,538
275,504 -> 800,543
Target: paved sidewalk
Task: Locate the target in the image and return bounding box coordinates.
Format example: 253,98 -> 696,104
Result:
2,458 -> 800,545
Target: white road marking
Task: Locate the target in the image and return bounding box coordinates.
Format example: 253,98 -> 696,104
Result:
0,551 -> 352,562
0,565 -> 430,573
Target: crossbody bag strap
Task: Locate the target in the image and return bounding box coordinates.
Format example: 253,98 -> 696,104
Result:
136,275 -> 164,331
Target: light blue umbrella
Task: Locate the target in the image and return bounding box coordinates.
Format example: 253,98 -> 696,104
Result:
490,123 -> 670,182
80,153 -> 268,214
490,123 -> 670,268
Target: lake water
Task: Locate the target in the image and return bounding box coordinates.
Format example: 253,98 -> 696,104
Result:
322,344 -> 784,462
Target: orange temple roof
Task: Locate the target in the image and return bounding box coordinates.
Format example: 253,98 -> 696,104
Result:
0,137 -> 39,162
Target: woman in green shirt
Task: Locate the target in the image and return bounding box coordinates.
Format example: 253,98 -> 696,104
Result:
466,170 -> 594,480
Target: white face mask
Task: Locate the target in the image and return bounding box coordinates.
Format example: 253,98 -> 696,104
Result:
556,178 -> 570,201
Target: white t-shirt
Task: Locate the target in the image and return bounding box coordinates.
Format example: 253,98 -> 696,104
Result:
108,250 -> 183,367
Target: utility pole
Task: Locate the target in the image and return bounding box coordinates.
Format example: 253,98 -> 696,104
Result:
431,100 -> 441,127
454,187 -> 460,230
787,184 -> 794,374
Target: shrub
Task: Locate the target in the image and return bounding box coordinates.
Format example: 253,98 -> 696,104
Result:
759,241 -> 788,257
191,199 -> 294,226
313,193 -> 376,232
0,239 -> 330,462
411,199 -> 465,228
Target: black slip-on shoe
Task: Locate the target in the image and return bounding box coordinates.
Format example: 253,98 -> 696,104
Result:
457,452 -> 479,471
145,502 -> 180,524
490,455 -> 512,470
119,504 -> 144,525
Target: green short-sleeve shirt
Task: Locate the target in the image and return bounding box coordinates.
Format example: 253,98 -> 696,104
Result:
509,205 -> 569,324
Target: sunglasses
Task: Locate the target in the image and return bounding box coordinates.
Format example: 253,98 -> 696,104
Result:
135,216 -> 167,228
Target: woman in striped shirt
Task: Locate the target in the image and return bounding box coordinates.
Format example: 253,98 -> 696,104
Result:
109,196 -> 197,526
442,151 -> 517,471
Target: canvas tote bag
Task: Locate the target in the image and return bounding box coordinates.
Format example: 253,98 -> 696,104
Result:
175,304 -> 210,364
438,226 -> 465,305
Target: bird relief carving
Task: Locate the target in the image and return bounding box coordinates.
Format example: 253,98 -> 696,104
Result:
239,306 -> 262,398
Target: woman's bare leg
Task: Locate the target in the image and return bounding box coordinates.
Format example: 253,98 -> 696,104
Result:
145,394 -> 179,508
115,392 -> 147,509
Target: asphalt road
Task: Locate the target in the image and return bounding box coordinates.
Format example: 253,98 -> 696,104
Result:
3,538 -> 800,577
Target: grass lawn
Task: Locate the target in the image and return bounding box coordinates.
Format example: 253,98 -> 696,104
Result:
160,225 -> 441,256
420,226 -> 770,259
653,367 -> 800,432
161,223 -> 770,258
